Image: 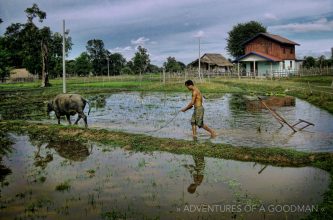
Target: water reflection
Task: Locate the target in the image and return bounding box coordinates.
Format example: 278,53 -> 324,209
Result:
253,162 -> 268,174
0,164 -> 11,183
31,138 -> 92,169
184,155 -> 206,194
46,140 -> 92,162
0,134 -> 12,184
0,134 -> 12,201
243,95 -> 295,112
0,135 -> 330,220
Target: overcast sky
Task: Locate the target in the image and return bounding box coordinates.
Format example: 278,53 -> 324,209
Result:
1,0 -> 333,66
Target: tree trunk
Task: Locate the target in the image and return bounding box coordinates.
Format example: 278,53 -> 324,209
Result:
41,41 -> 51,87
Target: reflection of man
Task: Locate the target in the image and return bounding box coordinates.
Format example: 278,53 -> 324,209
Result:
181,80 -> 216,138
185,155 -> 205,194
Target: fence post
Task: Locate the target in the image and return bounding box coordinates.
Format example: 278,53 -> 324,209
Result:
163,68 -> 166,85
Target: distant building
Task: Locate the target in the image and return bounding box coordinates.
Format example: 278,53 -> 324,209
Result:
234,33 -> 301,76
188,53 -> 233,72
10,68 -> 35,82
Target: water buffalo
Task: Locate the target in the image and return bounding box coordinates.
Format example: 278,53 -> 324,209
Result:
47,94 -> 91,128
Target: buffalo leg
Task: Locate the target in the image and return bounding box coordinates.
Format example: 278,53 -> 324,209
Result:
66,114 -> 72,125
55,113 -> 61,125
83,114 -> 88,128
74,115 -> 81,125
74,112 -> 88,128
79,112 -> 88,128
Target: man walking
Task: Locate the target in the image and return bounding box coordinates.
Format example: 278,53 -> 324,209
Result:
181,80 -> 216,138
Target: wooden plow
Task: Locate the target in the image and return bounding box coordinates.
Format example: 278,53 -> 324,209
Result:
258,97 -> 314,132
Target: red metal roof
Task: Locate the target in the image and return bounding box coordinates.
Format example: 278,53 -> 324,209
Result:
242,33 -> 300,46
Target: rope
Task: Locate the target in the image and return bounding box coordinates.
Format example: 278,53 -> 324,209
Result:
146,111 -> 180,133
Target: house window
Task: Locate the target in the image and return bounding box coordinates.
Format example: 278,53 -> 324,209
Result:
290,48 -> 293,54
283,62 -> 285,69
283,47 -> 286,54
290,61 -> 292,68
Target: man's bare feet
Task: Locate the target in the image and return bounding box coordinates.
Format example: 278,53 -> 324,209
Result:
210,131 -> 217,138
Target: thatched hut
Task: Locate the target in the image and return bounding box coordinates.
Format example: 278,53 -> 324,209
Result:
10,68 -> 35,82
188,53 -> 233,72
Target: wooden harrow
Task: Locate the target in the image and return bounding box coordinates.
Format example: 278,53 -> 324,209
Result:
258,97 -> 314,132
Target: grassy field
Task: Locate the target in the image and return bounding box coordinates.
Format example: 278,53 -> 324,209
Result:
0,75 -> 333,218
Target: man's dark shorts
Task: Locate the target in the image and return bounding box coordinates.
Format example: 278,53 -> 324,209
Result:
191,106 -> 204,128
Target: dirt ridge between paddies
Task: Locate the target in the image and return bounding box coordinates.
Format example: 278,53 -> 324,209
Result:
1,120 -> 332,219
1,120 -> 332,167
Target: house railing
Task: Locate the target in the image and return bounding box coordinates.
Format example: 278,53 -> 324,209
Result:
185,69 -> 239,78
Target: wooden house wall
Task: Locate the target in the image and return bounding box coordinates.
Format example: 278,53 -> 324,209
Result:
244,36 -> 296,60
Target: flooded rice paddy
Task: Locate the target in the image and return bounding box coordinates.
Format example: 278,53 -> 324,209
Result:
0,134 -> 330,219
67,92 -> 333,152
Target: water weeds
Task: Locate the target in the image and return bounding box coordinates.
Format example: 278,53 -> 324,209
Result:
86,169 -> 96,178
55,181 -> 71,192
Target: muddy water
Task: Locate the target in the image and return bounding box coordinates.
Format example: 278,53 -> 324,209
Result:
0,135 -> 330,220
80,92 -> 333,152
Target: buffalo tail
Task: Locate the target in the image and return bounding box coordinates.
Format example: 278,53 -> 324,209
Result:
84,99 -> 91,115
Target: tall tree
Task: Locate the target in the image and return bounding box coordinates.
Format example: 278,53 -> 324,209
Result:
86,39 -> 107,75
317,55 -> 326,69
0,37 -> 11,82
40,27 -> 52,86
24,4 -> 49,86
120,66 -> 134,75
163,57 -> 184,73
25,3 -> 46,23
3,23 -> 25,68
126,60 -> 134,72
1,4 -> 72,85
303,56 -> 316,68
147,64 -> 162,73
46,32 -> 72,78
108,53 -> 126,75
75,52 -> 92,76
132,46 -> 150,76
226,21 -> 267,58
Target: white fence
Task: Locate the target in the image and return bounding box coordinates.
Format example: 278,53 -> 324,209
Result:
1,67 -> 333,85
185,67 -> 333,79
